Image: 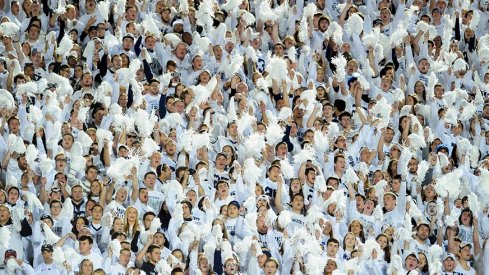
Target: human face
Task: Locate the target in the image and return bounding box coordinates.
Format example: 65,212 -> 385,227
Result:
90,181 -> 101,195
165,141 -> 176,155
345,233 -> 356,248
139,189 -> 149,203
350,221 -> 362,234
81,260 -> 93,274
41,249 -> 53,262
290,180 -> 301,193
306,170 -> 316,184
377,235 -> 388,249
92,206 -> 103,220
217,182 -> 228,197
327,241 -> 339,257
50,202 -> 62,216
175,44 -> 187,59
115,188 -> 127,202
443,257 -> 455,271
180,202 -> 191,217
199,256 -> 209,271
153,233 -> 165,246
334,156 -> 346,172
417,225 -> 430,240
0,206 -> 10,223
383,194 -> 396,211
426,201 -> 437,216
418,253 -> 427,269
72,186 -> 84,201
227,204 -> 239,218
113,218 -> 124,231
364,199 -> 375,214
460,245 -> 471,260
405,255 -> 418,271
119,250 -> 131,266
142,214 -> 154,229
144,174 -> 157,189
79,240 -> 92,254
126,207 -> 138,223
461,211 -> 472,226
418,59 -> 430,74
264,261 -> 278,275
228,123 -> 238,137
224,259 -> 237,274
7,188 -> 19,204
292,195 -> 304,211
268,166 -> 281,182
276,143 -> 287,158
149,249 -> 161,264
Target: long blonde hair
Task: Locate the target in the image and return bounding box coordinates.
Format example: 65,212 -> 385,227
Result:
123,206 -> 139,238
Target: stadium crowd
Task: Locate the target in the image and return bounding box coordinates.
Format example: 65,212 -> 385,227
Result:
0,0 -> 489,273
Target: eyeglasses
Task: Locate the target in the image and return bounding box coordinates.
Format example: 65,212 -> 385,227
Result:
127,135 -> 136,138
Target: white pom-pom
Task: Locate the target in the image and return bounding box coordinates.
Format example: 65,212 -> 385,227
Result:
70,141 -> 86,171
241,11 -> 255,26
431,59 -> 449,73
142,138 -> 160,158
41,222 -> 61,244
244,46 -> 258,63
345,13 -> 364,36
362,28 -> 380,47
6,258 -> 21,274
393,88 -> 405,102
390,28 -> 408,47
12,135 -> 26,154
293,145 -> 316,167
467,192 -> 479,217
388,255 -> 405,274
344,167 -> 359,184
0,21 -> 19,37
0,226 -> 11,247
243,133 -> 265,159
278,210 -> 291,228
280,158 -> 295,179
53,246 -> 66,267
258,1 -> 278,23
265,57 -> 288,82
24,191 -> 43,211
243,158 -> 261,185
155,259 -> 172,275
443,107 -> 458,125
0,89 -> 15,110
460,102 -> 476,121
435,169 -> 463,198
452,58 -> 468,72
56,35 -> 73,57
265,123 -> 285,145
331,55 -> 347,82
16,82 -> 37,98
302,3 -> 317,18
416,160 -> 429,183
416,20 -> 429,34
108,239 -> 122,258
370,97 -> 392,127
408,133 -> 426,150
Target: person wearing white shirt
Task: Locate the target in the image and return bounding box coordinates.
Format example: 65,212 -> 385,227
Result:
73,235 -> 104,273
106,248 -> 134,275
35,244 -> 67,274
